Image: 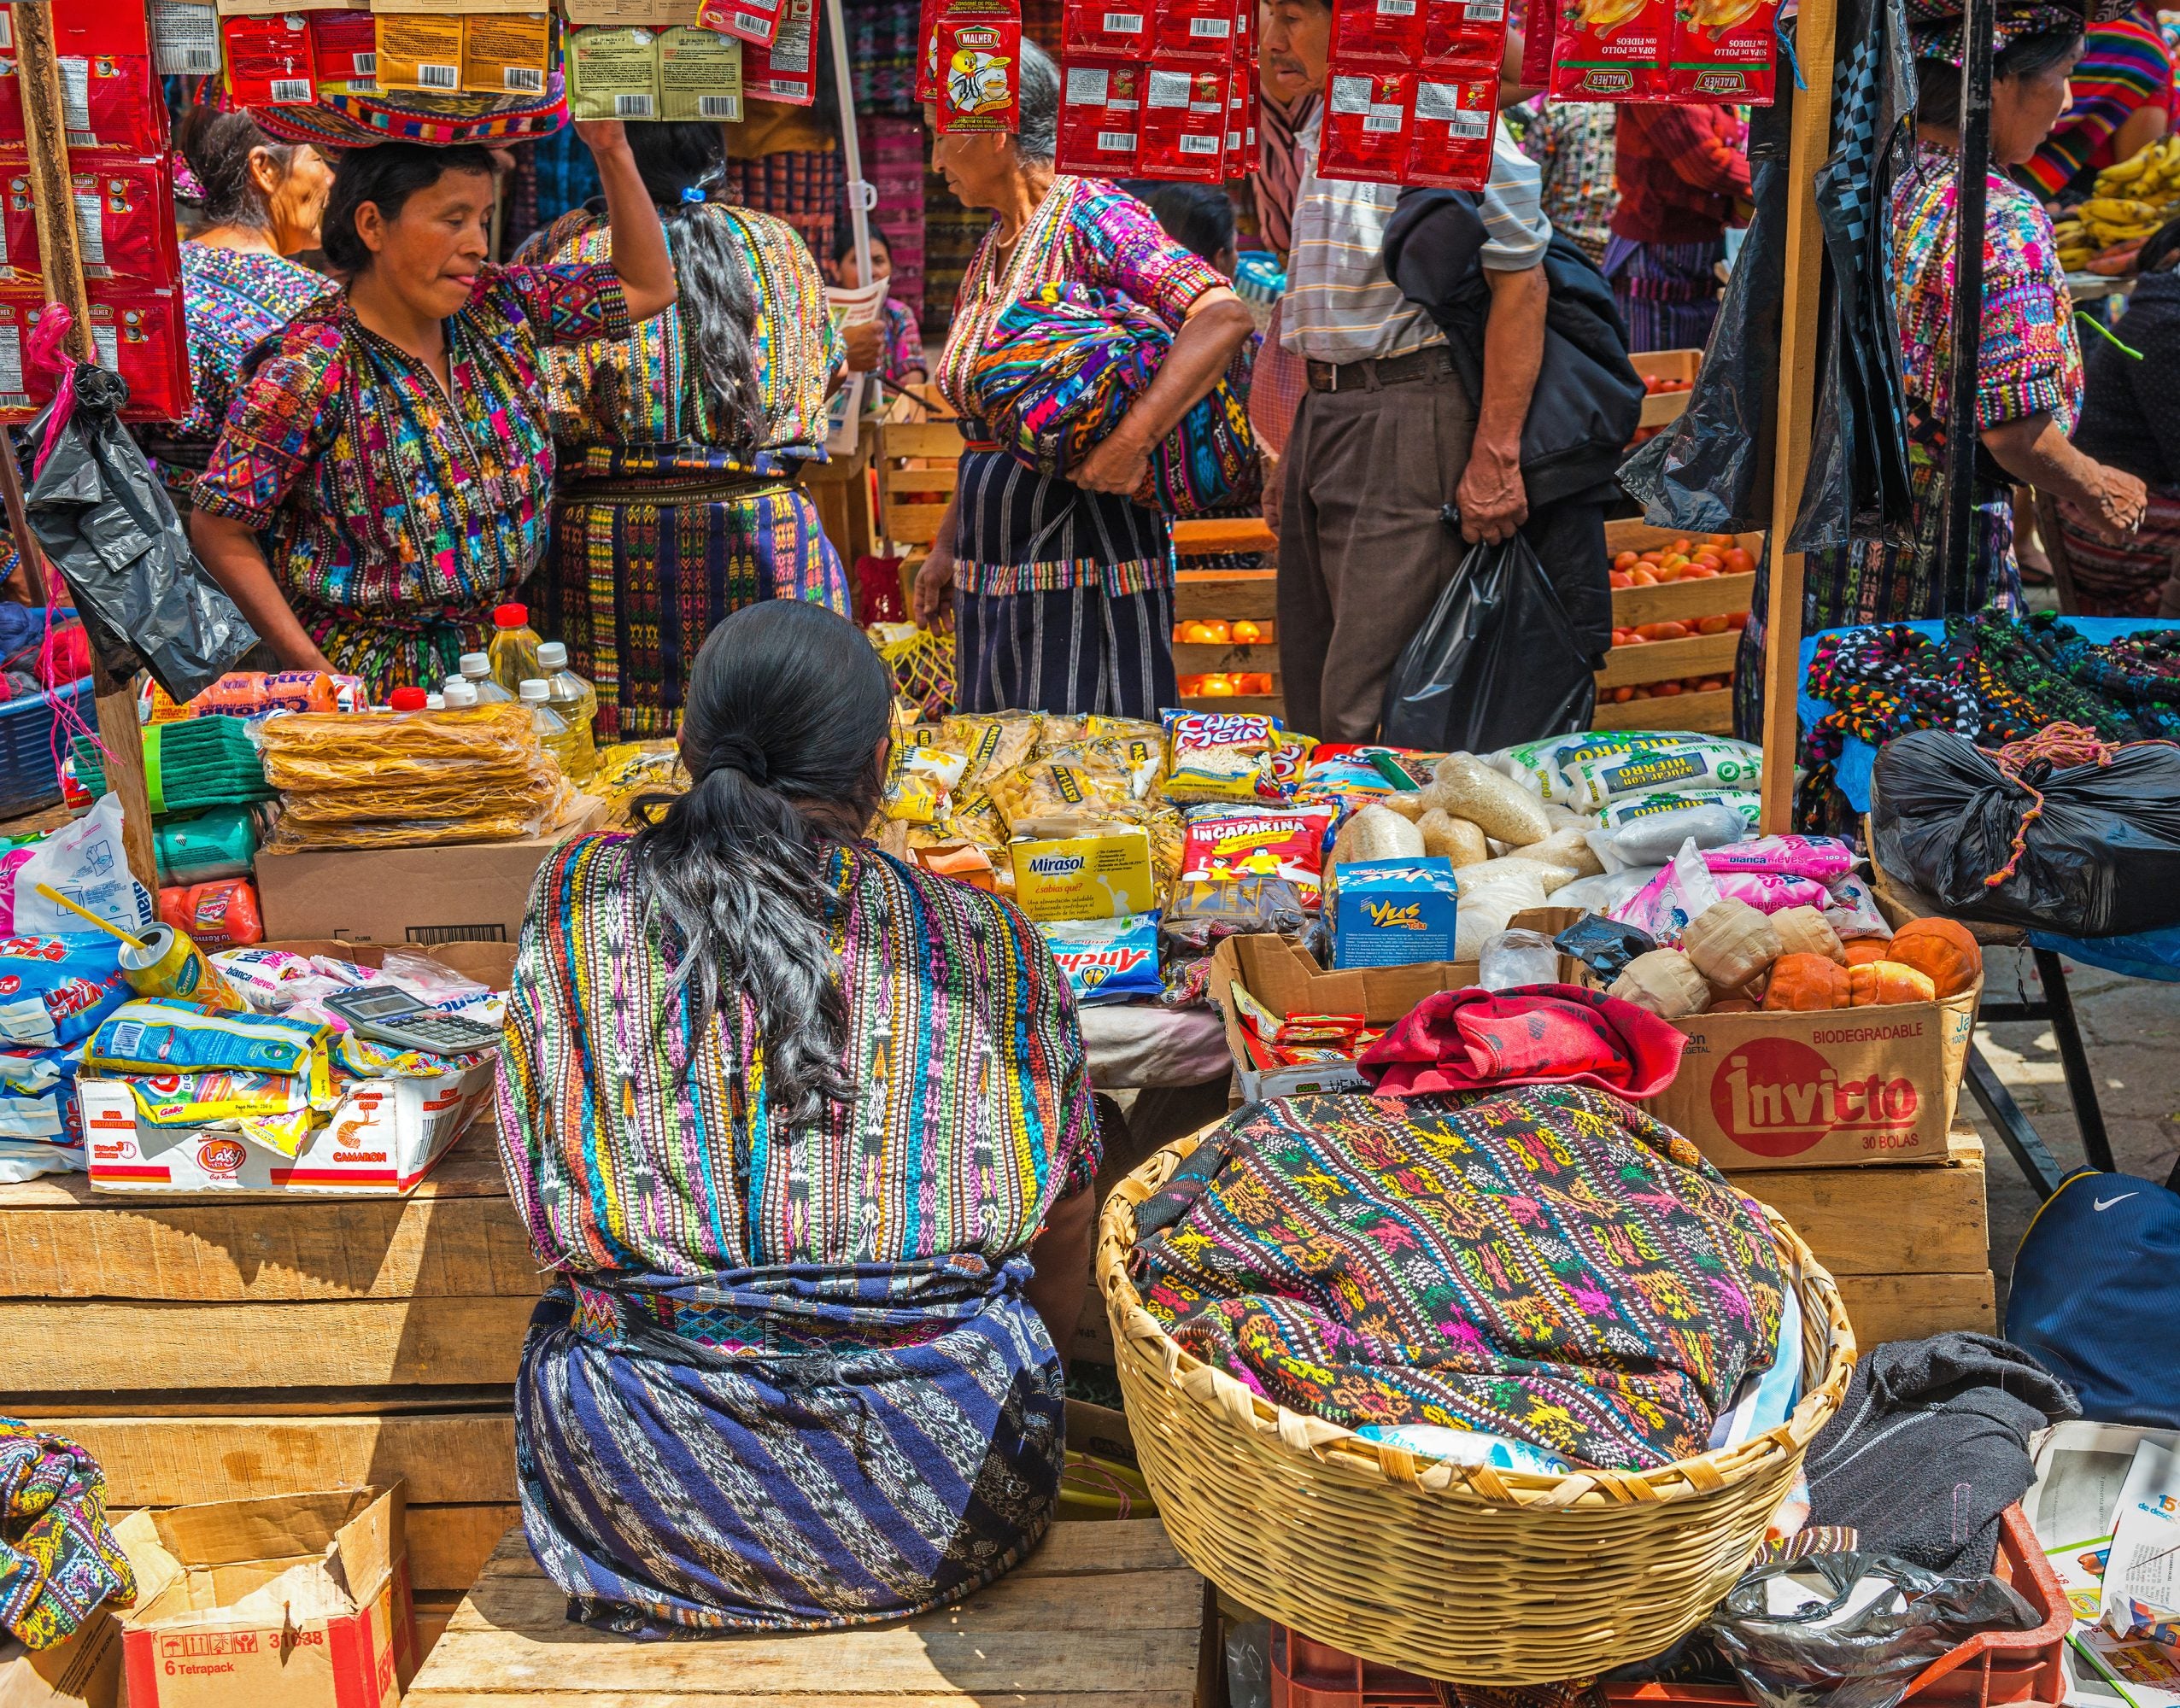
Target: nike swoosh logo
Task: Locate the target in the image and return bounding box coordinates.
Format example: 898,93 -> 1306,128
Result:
2094,1194 -> 2138,1212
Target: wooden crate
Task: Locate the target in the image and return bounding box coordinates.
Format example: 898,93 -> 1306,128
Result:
1595,524 -> 1761,734
1728,1126 -> 1995,1345
1172,524 -> 1282,718
407,1519 -> 1208,1705
1632,348 -> 1702,429
875,418 -> 964,557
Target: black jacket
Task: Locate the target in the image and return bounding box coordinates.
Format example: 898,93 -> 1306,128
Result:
1381,189 -> 1644,509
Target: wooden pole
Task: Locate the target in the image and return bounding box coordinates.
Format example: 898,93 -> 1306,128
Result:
12,0 -> 155,890
1757,0 -> 1839,836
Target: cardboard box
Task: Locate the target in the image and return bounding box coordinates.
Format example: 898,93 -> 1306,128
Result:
1009,827 -> 1155,921
0,1619 -> 123,1708
81,939 -> 511,1196
114,1487 -> 414,1708
1644,986 -> 1978,1170
1328,858 -> 1461,968
255,836 -> 564,945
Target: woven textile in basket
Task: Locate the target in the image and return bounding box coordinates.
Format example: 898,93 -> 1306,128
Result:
1096,1128 -> 1857,1686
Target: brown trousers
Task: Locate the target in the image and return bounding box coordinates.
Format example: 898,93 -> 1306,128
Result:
1275,356 -> 1614,740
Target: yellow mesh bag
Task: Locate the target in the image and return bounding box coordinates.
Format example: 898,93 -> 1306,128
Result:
869,623 -> 956,720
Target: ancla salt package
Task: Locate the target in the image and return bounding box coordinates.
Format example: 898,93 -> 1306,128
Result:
0,935 -> 129,1050
1041,913 -> 1162,1004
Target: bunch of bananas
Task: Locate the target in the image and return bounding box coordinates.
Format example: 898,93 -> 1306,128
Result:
2054,134 -> 2180,269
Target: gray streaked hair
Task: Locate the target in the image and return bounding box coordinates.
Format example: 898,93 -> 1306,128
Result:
1016,38 -> 1059,162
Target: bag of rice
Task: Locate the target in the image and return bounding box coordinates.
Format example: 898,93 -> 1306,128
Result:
1451,858 -> 1551,960
1597,788 -> 1761,833
1427,755 -> 1551,845
1491,731 -> 1712,802
1559,740 -> 1763,813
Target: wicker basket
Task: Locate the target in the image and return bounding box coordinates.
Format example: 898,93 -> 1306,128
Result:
1096,1133 -> 1858,1685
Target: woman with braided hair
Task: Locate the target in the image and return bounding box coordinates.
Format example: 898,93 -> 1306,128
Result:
496,599 -> 1100,1634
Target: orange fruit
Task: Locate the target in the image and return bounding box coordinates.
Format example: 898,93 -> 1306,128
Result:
1181,621 -> 1218,644
1723,547 -> 1755,575
1204,620 -> 1232,643
1199,675 -> 1236,696
1231,619 -> 1263,645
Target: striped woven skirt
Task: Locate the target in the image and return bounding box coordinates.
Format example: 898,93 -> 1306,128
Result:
514,1257 -> 1064,1636
547,472 -> 851,741
1603,237 -> 1726,354
2051,483 -> 2180,616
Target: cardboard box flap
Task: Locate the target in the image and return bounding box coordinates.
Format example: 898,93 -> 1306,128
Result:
327,1484 -> 403,1611
129,1489 -> 386,1575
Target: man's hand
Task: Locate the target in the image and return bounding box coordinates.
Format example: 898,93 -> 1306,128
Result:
841,318 -> 883,374
913,545 -> 957,628
1071,424 -> 1151,495
1454,440 -> 1527,543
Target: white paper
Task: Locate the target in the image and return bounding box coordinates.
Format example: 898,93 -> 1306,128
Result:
2102,1442 -> 2180,1635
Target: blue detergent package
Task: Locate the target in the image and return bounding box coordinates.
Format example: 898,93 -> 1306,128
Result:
1040,914 -> 1163,1005
0,1042 -> 84,1143
0,934 -> 129,1048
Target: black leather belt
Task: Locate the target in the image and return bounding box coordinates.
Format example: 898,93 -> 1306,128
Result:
1304,347 -> 1452,393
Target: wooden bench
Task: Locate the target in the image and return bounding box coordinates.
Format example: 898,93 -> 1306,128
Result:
406,1518 -> 1210,1705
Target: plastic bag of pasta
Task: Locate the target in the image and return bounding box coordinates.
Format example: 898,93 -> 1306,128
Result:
988,762 -> 1134,833
258,703 -> 541,792
942,712 -> 1042,785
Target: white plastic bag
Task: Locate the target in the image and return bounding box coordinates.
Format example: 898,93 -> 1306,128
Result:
1453,860 -> 1551,960
9,794 -> 155,937
1585,803 -> 1750,874
1480,929 -> 1561,991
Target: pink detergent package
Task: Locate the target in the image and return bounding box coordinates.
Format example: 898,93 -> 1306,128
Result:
1702,834 -> 1855,884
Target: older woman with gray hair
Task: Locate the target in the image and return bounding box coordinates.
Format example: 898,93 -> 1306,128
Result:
913,40 -> 1254,717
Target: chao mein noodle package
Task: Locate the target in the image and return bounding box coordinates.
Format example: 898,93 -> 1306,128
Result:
1163,709 -> 1288,803
1665,0 -> 1778,102
1549,0 -> 1667,99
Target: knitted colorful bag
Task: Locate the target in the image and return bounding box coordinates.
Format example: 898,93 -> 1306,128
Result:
249,73 -> 569,149
964,283 -> 1258,518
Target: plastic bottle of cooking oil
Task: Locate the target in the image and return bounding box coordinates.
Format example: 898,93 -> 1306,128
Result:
458,652 -> 513,704
442,679 -> 478,710
519,678 -> 581,775
489,603 -> 544,696
535,641 -> 598,781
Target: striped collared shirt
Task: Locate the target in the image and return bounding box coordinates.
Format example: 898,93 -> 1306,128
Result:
1282,117 -> 1551,366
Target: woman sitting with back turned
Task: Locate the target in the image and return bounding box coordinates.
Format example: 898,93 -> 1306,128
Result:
496,599 -> 1100,1635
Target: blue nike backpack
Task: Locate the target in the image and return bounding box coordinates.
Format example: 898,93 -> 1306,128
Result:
2006,1170 -> 2180,1427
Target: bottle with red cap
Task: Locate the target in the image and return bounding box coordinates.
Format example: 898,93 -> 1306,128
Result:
388,686 -> 430,712
488,601 -> 544,699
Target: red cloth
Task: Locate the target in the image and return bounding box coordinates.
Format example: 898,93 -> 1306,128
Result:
1357,984 -> 1687,1099
1609,103 -> 1752,245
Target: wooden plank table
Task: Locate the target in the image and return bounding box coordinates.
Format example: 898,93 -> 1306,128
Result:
407,1518 -> 1208,1706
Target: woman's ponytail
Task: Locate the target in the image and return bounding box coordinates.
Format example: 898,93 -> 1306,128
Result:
631,601 -> 894,1124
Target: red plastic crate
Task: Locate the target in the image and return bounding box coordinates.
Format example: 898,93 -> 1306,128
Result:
1271,1506 -> 2067,1708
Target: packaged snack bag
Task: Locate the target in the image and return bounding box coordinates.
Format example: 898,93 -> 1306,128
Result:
224,13 -> 317,106
1063,0 -> 1150,56
0,936 -> 127,1050
1163,709 -> 1285,802
1232,69 -> 1260,172
1058,61 -> 1142,176
125,1068 -> 309,1128
1175,804 -> 1338,899
372,15 -> 464,95
1408,73 -> 1496,185
86,999 -> 332,1101
1422,0 -> 1508,68
882,740 -> 970,823
750,0 -> 818,104
1319,67 -> 1412,184
1666,0 -> 1778,101
1040,913 -> 1163,1005
1331,0 -> 1425,70
568,26 -> 661,120
3,157 -> 175,287
308,9 -> 377,91
154,1 -> 222,79
1550,0 -> 1668,98
1138,65 -> 1228,179
659,26 -> 744,120
938,2 -> 1022,133
462,13 -> 552,97
916,0 -> 944,97
989,762 -> 1131,830
698,0 -> 783,49
75,289 -> 190,422
1152,0 -> 1237,61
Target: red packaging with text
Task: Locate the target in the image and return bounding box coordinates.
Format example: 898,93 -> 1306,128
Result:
0,2 -> 167,152
1421,0 -> 1507,72
1407,73 -> 1496,187
938,2 -> 1021,132
749,0 -> 818,104
1331,0 -> 1424,69
1232,69 -> 1259,172
308,9 -> 378,90
223,13 -> 317,107
1058,60 -> 1142,175
1062,0 -> 1150,61
917,0 -> 942,97
1137,64 -> 1227,180
1666,0 -> 1779,102
0,286 -> 190,422
1549,0 -> 1668,100
697,0 -> 784,51
1319,67 -> 1411,184
3,155 -> 177,285
1151,0 -> 1236,62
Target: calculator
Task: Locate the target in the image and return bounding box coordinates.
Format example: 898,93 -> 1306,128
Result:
322,986 -> 504,1056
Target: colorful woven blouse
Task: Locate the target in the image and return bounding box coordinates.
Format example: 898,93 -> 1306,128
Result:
879,296 -> 926,384
935,176 -> 1225,424
1892,137 -> 2081,460
496,832 -> 1100,1279
526,204 -> 841,465
191,261 -> 630,617
172,243 -> 335,456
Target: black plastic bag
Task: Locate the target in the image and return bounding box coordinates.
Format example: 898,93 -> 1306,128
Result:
1380,529 -> 1594,752
1870,729 -> 2180,937
23,365 -> 257,702
1707,1553 -> 2042,1708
